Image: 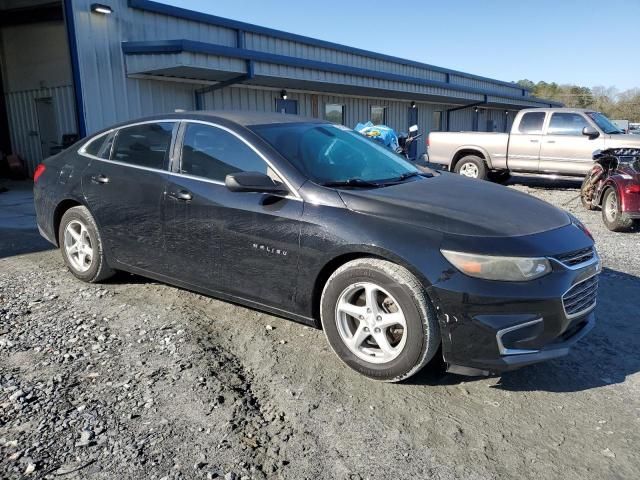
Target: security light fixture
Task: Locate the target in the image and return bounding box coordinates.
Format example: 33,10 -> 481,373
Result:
91,3 -> 113,14
410,101 -> 416,109
474,107 -> 479,113
280,90 -> 288,100
505,111 -> 510,115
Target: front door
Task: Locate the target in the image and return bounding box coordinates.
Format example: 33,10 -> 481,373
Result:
507,111 -> 546,172
275,99 -> 298,114
82,121 -> 176,271
539,112 -> 605,175
35,97 -> 58,158
164,121 -> 303,310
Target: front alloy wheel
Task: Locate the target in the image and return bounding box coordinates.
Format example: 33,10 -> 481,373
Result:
321,258 -> 440,382
335,282 -> 407,364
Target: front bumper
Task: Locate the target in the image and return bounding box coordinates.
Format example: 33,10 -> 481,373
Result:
427,251 -> 600,374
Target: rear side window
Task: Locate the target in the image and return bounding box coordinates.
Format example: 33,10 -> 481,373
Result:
84,136 -> 105,156
180,123 -> 276,182
518,112 -> 546,134
111,122 -> 175,169
547,113 -> 590,136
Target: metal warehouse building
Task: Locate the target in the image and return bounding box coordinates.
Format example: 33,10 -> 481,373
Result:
0,0 -> 560,175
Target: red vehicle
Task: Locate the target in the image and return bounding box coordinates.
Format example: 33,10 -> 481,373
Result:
581,148 -> 640,231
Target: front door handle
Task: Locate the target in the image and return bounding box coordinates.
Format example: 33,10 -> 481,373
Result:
530,139 -> 539,143
91,174 -> 110,184
547,140 -> 556,144
168,190 -> 193,201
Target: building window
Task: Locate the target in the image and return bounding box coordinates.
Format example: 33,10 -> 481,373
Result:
325,104 -> 345,124
432,111 -> 442,131
371,106 -> 386,125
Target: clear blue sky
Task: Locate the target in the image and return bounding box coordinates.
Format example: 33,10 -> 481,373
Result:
161,0 -> 640,91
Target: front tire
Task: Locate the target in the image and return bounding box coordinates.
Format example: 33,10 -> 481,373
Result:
320,258 -> 440,382
601,188 -> 634,232
454,155 -> 487,180
59,206 -> 115,283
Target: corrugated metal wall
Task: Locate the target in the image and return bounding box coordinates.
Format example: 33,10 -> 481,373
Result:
4,85 -> 77,174
71,0 -> 538,136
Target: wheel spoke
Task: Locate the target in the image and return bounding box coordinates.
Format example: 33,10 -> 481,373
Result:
67,243 -> 79,255
67,227 -> 81,241
373,331 -> 396,355
349,324 -> 370,350
377,311 -> 406,329
337,301 -> 367,320
78,251 -> 87,266
364,284 -> 380,315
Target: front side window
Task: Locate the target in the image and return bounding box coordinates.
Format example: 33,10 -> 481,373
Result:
325,104 -> 345,125
432,111 -> 442,131
371,106 -> 386,125
111,122 -> 175,169
180,123 -> 277,182
518,112 -> 546,134
547,113 -> 591,136
251,123 -> 419,185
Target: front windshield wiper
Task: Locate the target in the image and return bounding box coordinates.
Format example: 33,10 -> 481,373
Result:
382,171 -> 432,184
321,178 -> 381,188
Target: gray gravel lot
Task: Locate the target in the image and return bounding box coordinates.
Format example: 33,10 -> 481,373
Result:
1,177 -> 639,479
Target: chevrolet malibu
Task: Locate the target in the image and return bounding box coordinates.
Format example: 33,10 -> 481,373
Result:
33,112 -> 600,382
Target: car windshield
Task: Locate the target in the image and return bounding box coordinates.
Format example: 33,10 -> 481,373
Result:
586,112 -> 623,134
250,122 -> 420,186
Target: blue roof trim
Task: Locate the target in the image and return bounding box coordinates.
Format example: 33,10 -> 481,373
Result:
63,0 -> 86,137
122,39 -> 562,107
128,0 -> 530,93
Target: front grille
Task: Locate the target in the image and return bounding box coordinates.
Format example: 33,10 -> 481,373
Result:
562,275 -> 598,318
555,247 -> 594,267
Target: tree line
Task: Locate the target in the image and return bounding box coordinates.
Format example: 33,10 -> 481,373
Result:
517,80 -> 640,122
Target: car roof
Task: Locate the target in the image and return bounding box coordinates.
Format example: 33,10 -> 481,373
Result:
127,110 -> 329,127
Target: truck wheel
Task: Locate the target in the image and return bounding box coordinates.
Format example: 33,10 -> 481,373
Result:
488,170 -> 511,184
454,155 -> 487,180
602,188 -> 634,232
320,258 -> 441,382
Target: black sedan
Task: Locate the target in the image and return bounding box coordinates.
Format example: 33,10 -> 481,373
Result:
33,112 -> 600,381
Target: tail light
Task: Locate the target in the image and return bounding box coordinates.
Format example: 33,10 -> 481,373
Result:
624,184 -> 640,194
33,164 -> 46,183
426,135 -> 430,147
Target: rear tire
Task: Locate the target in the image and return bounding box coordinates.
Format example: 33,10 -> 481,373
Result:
320,258 -> 440,382
601,188 -> 634,232
454,155 -> 487,180
580,169 -> 600,211
59,206 -> 115,283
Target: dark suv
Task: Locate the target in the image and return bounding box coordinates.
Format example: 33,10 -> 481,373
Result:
33,111 -> 600,382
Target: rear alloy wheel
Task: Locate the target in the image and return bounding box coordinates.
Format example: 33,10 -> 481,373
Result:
454,155 -> 487,180
601,188 -> 634,232
321,259 -> 440,382
59,206 -> 114,282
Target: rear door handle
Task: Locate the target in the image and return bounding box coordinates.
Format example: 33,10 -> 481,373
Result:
530,139 -> 539,143
547,140 -> 556,144
168,190 -> 193,201
91,174 -> 110,184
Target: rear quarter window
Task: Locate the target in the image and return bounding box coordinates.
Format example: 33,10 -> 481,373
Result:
517,112 -> 546,134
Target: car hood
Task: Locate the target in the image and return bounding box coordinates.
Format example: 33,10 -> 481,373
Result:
338,173 -> 571,237
605,134 -> 640,146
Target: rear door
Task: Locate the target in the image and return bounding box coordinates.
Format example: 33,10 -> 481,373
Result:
163,121 -> 303,310
539,112 -> 605,175
81,121 -> 176,271
506,111 -> 546,172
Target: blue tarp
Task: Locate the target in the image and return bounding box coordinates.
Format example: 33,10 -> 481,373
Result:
354,122 -> 399,152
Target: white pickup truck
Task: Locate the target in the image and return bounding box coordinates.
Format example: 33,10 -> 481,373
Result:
427,108 -> 640,181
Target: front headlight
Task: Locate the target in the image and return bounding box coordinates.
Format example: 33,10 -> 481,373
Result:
441,250 -> 552,281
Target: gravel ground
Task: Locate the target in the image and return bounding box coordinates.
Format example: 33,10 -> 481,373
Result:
1,178 -> 639,479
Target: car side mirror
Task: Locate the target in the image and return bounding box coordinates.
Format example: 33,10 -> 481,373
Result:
582,126 -> 600,139
225,171 -> 289,195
